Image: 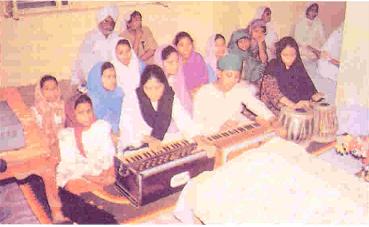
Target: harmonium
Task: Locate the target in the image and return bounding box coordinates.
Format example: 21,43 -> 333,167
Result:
115,140 -> 214,207
0,101 -> 26,152
207,121 -> 276,167
115,121 -> 276,207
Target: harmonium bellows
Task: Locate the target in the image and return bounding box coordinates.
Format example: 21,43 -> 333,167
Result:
115,139 -> 214,207
0,101 -> 26,152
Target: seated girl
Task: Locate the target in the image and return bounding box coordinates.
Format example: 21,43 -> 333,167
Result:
260,36 -> 324,115
205,34 -> 228,83
228,29 -> 265,83
32,75 -> 65,147
119,64 -> 201,152
246,18 -> 268,64
87,62 -> 124,134
111,38 -> 145,95
173,32 -> 209,96
57,94 -> 115,194
154,45 -> 193,115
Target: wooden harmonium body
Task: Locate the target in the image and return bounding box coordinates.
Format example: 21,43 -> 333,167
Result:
0,101 -> 25,152
208,121 -> 276,167
115,140 -> 214,207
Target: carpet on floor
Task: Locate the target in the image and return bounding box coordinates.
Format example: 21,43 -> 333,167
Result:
23,175 -> 180,224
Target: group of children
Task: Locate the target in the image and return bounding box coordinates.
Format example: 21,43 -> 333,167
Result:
29,2 -> 342,223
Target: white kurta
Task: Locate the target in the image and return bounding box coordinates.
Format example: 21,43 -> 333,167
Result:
71,29 -> 119,85
56,120 -> 115,187
193,82 -> 275,135
119,93 -> 200,150
318,25 -> 343,81
294,17 -> 325,61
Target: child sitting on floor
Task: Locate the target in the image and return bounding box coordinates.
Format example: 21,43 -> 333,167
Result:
32,75 -> 65,147
57,94 -> 115,194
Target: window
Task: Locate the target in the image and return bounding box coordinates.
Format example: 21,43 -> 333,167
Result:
3,1 -> 167,19
6,0 -> 69,18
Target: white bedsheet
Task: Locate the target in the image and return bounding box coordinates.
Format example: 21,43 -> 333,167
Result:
174,137 -> 369,224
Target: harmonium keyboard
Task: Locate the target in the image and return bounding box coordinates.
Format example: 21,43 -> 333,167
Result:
115,139 -> 215,207
206,121 -> 276,167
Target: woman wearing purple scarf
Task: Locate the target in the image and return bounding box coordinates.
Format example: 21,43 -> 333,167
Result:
173,32 -> 209,96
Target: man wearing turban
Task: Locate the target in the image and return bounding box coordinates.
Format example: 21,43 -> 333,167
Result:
71,5 -> 119,88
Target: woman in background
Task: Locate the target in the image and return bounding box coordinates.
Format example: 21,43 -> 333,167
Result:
246,18 -> 268,64
174,31 -> 209,96
253,6 -> 279,59
154,45 -> 193,115
204,34 -> 228,83
294,2 -> 325,62
228,29 -> 265,84
87,62 -> 124,134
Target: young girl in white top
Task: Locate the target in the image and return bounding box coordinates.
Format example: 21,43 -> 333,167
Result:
57,94 -> 115,194
119,64 -> 201,152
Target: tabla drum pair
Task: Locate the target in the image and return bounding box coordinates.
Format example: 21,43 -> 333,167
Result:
278,103 -> 338,144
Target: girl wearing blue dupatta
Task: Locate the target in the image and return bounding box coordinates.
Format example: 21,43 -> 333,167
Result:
87,61 -> 124,133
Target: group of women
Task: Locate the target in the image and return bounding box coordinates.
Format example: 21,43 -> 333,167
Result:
30,2 -> 342,222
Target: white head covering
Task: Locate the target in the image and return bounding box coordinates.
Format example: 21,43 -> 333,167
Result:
205,34 -> 228,73
111,38 -> 141,94
302,2 -> 319,19
96,5 -> 119,24
120,10 -> 135,32
253,6 -> 268,20
294,1 -> 325,50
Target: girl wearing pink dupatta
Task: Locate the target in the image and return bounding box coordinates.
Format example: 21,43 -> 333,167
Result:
173,32 -> 209,95
154,44 -> 193,115
33,75 -> 65,147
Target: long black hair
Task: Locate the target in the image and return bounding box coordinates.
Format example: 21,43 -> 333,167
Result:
275,36 -> 303,68
161,45 -> 178,61
173,31 -> 194,46
74,94 -> 93,110
139,64 -> 170,88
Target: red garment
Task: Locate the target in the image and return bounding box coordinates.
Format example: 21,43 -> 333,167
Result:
64,93 -> 96,157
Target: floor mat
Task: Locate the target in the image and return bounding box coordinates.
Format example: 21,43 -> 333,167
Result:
0,179 -> 39,224
23,175 -> 180,224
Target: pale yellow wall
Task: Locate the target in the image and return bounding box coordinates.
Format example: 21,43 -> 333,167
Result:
0,1 -> 345,87
336,2 -> 369,108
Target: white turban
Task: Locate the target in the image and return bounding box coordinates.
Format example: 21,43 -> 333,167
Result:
96,5 -> 119,23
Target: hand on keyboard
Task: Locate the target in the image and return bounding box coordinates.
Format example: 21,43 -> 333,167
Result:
142,135 -> 162,153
